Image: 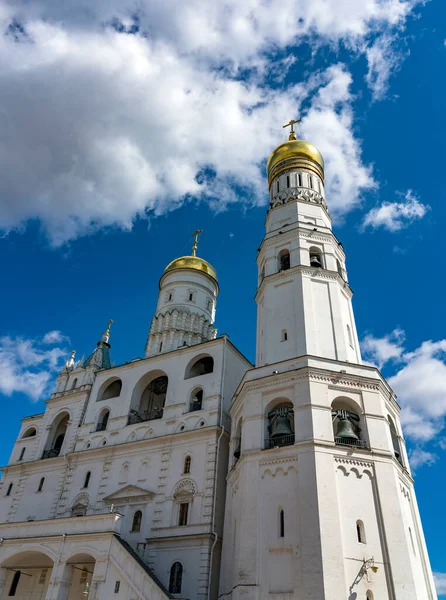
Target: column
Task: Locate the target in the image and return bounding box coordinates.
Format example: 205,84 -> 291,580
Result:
0,567 -> 9,599
46,563 -> 74,600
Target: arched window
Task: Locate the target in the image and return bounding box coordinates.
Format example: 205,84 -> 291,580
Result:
6,482 -> 13,496
189,389 -> 203,412
297,173 -> 302,187
356,520 -> 366,543
71,378 -> 78,390
336,259 -> 344,278
184,456 -> 191,474
281,330 -> 288,342
185,356 -> 214,379
266,402 -> 294,449
309,246 -> 323,268
19,447 -> 26,461
366,591 -> 374,600
37,477 -> 45,492
279,509 -> 285,538
169,562 -> 183,594
388,416 -> 403,466
132,376 -> 168,422
347,324 -> 354,348
279,249 -> 290,271
178,503 -> 189,526
43,413 -> 69,459
131,510 -> 142,532
9,570 -> 21,596
83,472 -> 91,489
97,409 -> 110,431
22,427 -> 36,438
71,503 -> 87,517
309,175 -> 313,189
99,379 -> 122,401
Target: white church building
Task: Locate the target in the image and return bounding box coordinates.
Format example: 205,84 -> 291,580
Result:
0,126 -> 437,600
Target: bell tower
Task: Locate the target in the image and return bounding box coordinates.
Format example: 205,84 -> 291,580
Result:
219,123 -> 437,600
256,119 -> 360,367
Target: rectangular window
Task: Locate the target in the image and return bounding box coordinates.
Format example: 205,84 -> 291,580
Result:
114,581 -> 121,593
286,175 -> 290,188
309,176 -> 313,189
298,173 -> 302,187
178,503 -> 189,526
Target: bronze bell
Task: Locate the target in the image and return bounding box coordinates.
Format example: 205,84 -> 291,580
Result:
310,253 -> 322,268
336,416 -> 359,440
270,408 -> 293,439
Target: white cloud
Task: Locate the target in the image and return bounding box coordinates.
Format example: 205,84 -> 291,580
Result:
360,328 -> 405,369
362,190 -> 429,232
0,0 -> 421,244
365,34 -> 407,100
42,330 -> 69,344
434,572 -> 446,596
362,190 -> 430,231
0,333 -> 68,401
408,448 -> 437,471
362,331 -> 446,451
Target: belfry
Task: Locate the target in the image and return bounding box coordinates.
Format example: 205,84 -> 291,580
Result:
0,126 -> 437,600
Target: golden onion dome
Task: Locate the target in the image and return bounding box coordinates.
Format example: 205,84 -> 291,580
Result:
163,256 -> 218,286
266,128 -> 324,188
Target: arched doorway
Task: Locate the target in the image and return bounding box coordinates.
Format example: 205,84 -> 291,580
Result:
64,553 -> 96,598
1,550 -> 54,599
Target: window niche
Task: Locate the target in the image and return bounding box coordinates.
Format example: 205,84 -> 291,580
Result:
278,249 -> 290,271
189,388 -> 203,412
169,562 -> 183,594
309,246 -> 324,269
131,510 -> 142,533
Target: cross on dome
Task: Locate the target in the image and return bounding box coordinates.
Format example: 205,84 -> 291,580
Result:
283,118 -> 302,141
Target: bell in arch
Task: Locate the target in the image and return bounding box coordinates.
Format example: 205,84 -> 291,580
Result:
269,407 -> 293,439
310,253 -> 322,268
334,410 -> 359,440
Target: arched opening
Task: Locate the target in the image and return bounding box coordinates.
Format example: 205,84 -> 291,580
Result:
43,412 -> 69,459
281,330 -> 288,342
278,249 -> 291,271
129,375 -> 168,424
279,509 -> 285,538
309,246 -> 324,269
169,562 -> 183,594
2,551 -> 55,598
189,388 -> 203,412
37,477 -> 45,492
185,356 -> 214,379
83,472 -> 91,489
233,419 -> 242,463
22,427 -> 36,439
71,502 -> 87,517
388,415 -> 403,466
356,520 -> 366,543
332,399 -> 367,449
65,553 -> 96,597
6,482 -> 13,496
366,591 -> 374,600
336,259 -> 344,278
96,409 -> 110,431
184,456 -> 191,474
19,447 -> 26,461
265,401 -> 295,449
99,379 -> 122,401
131,510 -> 142,532
71,378 -> 78,390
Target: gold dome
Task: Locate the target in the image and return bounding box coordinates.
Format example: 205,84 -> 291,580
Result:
163,256 -> 218,285
266,138 -> 324,187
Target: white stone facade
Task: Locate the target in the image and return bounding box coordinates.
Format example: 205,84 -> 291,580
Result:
0,138 -> 437,600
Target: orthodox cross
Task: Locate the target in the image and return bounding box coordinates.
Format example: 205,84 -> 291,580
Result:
105,319 -> 113,336
191,229 -> 203,256
283,118 -> 301,140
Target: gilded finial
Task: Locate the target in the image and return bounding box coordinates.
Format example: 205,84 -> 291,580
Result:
283,118 -> 301,141
65,350 -> 76,370
101,319 -> 113,344
191,230 -> 203,257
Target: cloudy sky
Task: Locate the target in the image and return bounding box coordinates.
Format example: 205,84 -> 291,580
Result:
0,0 -> 445,593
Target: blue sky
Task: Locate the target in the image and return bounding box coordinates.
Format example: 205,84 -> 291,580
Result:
0,0 -> 445,593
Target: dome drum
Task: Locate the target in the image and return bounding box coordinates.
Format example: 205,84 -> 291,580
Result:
268,156 -> 324,188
